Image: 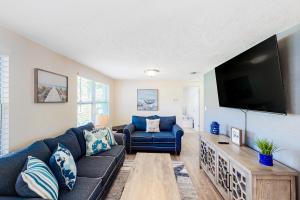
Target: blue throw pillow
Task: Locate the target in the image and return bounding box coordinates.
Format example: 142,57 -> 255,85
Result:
15,156 -> 59,200
49,143 -> 77,190
84,129 -> 111,156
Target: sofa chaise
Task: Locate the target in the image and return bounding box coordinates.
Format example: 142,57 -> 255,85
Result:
0,123 -> 125,200
124,115 -> 184,154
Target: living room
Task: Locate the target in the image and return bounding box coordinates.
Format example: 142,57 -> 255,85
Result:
0,1 -> 300,200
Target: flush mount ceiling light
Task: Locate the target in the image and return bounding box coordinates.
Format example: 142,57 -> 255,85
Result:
144,69 -> 160,77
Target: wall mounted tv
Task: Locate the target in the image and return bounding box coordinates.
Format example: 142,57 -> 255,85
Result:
215,35 -> 286,114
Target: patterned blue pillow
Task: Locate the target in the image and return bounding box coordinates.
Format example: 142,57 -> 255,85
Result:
84,129 -> 111,156
15,156 -> 58,200
49,143 -> 77,190
94,128 -> 118,146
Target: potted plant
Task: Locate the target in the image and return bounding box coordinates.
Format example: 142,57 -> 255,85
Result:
255,139 -> 279,166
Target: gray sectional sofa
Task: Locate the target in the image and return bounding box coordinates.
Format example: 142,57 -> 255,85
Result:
0,123 -> 125,200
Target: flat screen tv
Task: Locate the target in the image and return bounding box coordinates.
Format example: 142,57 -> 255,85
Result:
215,35 -> 286,114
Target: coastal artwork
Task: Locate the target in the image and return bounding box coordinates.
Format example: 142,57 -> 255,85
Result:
137,89 -> 158,111
34,69 -> 68,103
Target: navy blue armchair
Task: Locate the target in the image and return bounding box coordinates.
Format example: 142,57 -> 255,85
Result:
124,115 -> 184,155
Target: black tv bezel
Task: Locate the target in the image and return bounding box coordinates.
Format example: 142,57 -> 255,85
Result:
215,35 -> 287,115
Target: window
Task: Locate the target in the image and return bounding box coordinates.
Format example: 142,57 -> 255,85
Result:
77,76 -> 109,126
0,56 -> 9,156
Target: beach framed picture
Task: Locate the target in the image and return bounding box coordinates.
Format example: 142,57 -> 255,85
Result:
34,68 -> 68,103
137,89 -> 158,111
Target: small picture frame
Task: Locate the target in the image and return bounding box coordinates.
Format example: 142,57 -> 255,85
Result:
231,127 -> 244,146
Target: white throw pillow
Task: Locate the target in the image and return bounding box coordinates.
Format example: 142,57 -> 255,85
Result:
146,119 -> 160,133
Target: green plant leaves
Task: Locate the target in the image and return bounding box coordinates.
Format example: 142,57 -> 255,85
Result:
255,138 -> 279,155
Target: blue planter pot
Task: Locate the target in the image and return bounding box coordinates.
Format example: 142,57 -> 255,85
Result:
259,153 -> 273,166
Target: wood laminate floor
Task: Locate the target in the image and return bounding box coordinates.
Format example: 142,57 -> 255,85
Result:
125,131 -> 223,200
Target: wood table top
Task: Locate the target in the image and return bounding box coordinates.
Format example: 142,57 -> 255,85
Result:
120,153 -> 181,200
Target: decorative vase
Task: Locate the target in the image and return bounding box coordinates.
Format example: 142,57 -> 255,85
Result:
210,121 -> 220,135
259,153 -> 273,166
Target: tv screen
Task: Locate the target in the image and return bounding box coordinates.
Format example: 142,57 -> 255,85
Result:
215,35 -> 286,114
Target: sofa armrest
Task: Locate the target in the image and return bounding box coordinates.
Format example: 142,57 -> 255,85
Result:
173,124 -> 184,154
123,123 -> 135,153
124,123 -> 135,135
113,132 -> 126,145
172,124 -> 184,138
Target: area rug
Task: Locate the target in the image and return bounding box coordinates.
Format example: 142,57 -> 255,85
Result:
105,160 -> 199,200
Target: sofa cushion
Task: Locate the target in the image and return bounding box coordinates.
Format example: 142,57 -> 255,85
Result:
76,156 -> 115,184
59,177 -> 102,200
159,116 -> 176,131
94,145 -> 125,162
131,131 -> 153,143
132,116 -> 158,131
49,144 -> 77,190
15,156 -> 59,200
71,123 -> 95,156
152,132 -> 175,143
0,141 -> 51,196
44,131 -> 82,161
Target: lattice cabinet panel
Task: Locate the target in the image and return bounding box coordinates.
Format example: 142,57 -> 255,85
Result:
200,139 -> 208,169
206,144 -> 217,181
217,153 -> 230,199
231,164 -> 248,200
199,132 -> 297,200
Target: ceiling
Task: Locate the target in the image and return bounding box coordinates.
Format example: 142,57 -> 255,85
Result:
0,0 -> 300,80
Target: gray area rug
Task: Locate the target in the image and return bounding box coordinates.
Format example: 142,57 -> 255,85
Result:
105,160 -> 199,200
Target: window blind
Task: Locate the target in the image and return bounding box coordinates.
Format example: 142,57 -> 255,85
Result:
77,76 -> 109,126
0,56 -> 9,156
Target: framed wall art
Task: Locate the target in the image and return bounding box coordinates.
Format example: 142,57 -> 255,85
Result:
137,89 -> 158,111
34,68 -> 68,103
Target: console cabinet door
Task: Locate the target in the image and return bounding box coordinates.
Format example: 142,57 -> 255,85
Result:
217,152 -> 231,199
200,139 -> 208,170
230,162 -> 250,200
206,143 -> 217,182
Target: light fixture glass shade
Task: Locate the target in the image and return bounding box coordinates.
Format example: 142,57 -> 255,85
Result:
96,115 -> 109,127
144,69 -> 159,77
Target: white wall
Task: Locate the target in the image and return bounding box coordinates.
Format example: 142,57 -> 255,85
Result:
0,27 -> 115,151
113,80 -> 203,129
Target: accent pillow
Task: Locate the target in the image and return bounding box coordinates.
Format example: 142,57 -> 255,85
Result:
146,119 -> 160,133
49,143 -> 77,190
93,127 -> 118,146
84,130 -> 111,156
15,156 -> 58,200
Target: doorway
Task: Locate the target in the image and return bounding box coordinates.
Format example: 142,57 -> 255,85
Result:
182,86 -> 200,131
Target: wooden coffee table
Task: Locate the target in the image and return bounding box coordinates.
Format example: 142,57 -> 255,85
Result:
120,153 -> 181,200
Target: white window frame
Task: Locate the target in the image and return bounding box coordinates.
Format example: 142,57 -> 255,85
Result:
0,56 -> 9,156
77,76 -> 109,126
